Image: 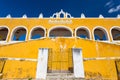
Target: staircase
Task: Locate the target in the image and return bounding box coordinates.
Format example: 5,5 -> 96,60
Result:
46,73 -> 84,80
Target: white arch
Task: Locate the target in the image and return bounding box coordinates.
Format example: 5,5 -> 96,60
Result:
10,26 -> 28,41
92,26 -> 110,42
0,26 -> 10,43
48,25 -> 73,38
29,26 -> 46,40
110,26 -> 120,42
75,26 -> 91,39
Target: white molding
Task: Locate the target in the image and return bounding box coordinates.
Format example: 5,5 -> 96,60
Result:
36,48 -> 48,79
92,26 -> 110,42
110,26 -> 120,42
10,26 -> 28,42
75,26 -> 91,40
73,48 -> 85,78
29,26 -> 46,40
48,25 -> 73,38
0,26 -> 10,43
0,17 -> 119,19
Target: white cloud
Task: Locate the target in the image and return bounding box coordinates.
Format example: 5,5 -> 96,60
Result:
105,0 -> 114,7
105,0 -> 112,6
108,5 -> 120,13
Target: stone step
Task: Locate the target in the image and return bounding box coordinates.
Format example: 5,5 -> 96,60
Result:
47,73 -> 73,76
46,73 -> 84,80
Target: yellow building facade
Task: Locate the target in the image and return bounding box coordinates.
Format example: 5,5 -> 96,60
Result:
0,10 -> 120,79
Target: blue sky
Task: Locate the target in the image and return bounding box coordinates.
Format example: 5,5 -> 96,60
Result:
0,0 -> 120,17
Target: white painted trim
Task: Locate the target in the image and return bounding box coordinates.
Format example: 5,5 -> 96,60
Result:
36,48 -> 48,79
92,26 -> 110,42
1,56 -> 120,62
29,26 -> 46,40
84,57 -> 120,61
48,25 -> 73,38
72,48 -> 85,78
0,17 -> 120,19
0,26 -> 10,43
0,57 -> 37,61
75,26 -> 91,40
110,26 -> 120,42
10,26 -> 28,42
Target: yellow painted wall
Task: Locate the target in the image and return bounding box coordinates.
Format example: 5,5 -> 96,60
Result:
0,18 -> 119,42
0,18 -> 120,79
0,38 -> 120,79
2,60 -> 36,79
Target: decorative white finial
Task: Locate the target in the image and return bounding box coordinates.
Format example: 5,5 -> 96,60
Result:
117,14 -> 120,18
22,14 -> 27,18
6,14 -> 11,18
99,14 -> 104,18
81,13 -> 85,18
50,9 -> 73,18
60,9 -> 64,13
39,13 -> 43,18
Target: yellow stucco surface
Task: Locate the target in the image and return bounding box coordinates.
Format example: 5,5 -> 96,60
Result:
0,18 -> 120,79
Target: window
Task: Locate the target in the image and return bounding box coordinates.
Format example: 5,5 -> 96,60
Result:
49,27 -> 72,37
0,27 -> 9,41
31,27 -> 45,39
76,28 -> 90,39
12,27 -> 27,41
111,27 -> 120,41
94,28 -> 108,41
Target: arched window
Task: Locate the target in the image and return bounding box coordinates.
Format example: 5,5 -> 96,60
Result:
111,27 -> 120,40
0,27 -> 9,41
94,28 -> 108,41
49,27 -> 72,37
12,27 -> 27,41
30,27 -> 45,39
76,28 -> 90,39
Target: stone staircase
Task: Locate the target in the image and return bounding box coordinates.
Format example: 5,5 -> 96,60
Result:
46,73 -> 84,80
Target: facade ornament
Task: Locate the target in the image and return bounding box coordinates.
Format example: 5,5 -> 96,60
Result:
99,14 -> 104,18
39,13 -> 43,18
81,13 -> 85,18
51,9 -> 73,18
6,14 -> 11,18
22,14 -> 27,18
117,14 -> 120,18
